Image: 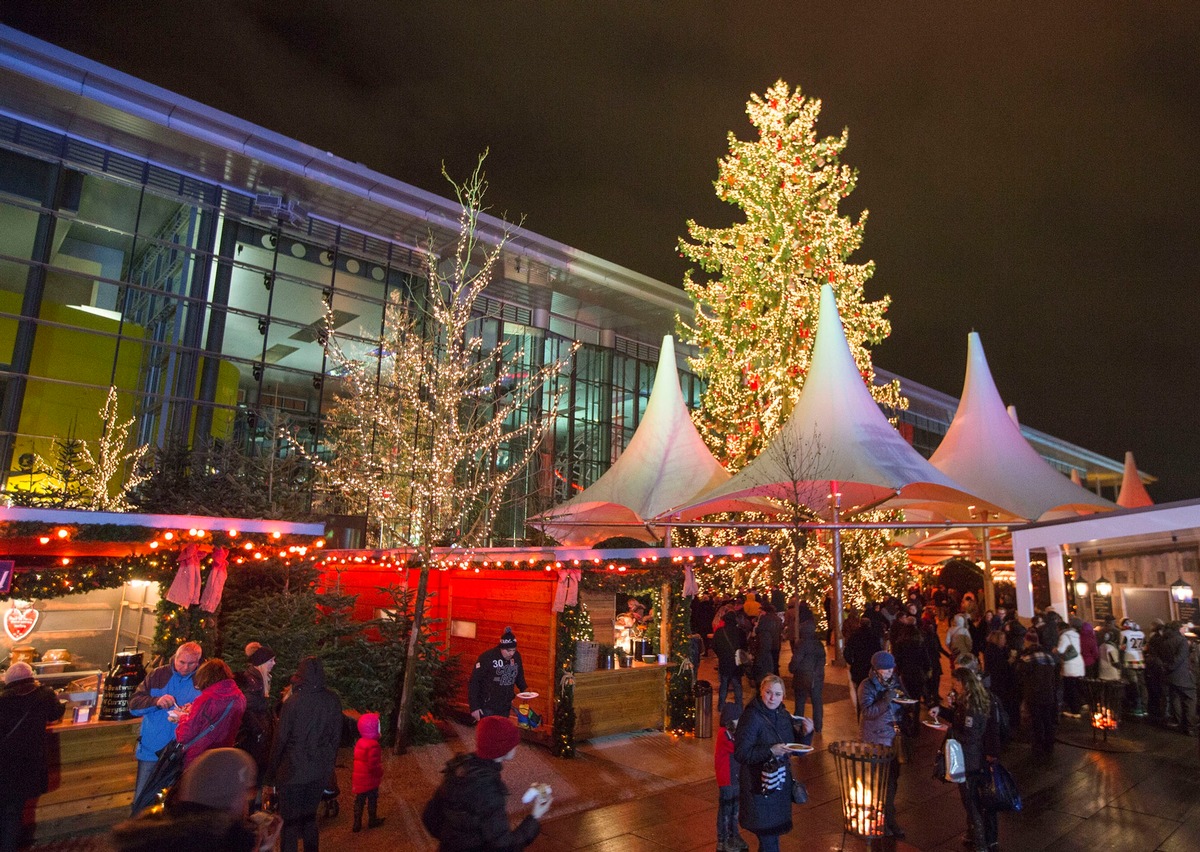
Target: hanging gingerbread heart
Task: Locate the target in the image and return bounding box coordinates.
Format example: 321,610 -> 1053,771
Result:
4,603 -> 39,642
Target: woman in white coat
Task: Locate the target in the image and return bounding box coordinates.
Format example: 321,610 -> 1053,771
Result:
1057,618 -> 1086,716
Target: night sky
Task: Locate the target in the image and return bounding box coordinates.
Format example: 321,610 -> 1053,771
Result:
4,2 -> 1198,501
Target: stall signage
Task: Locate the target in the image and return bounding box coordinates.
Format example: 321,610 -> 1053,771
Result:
3,602 -> 39,641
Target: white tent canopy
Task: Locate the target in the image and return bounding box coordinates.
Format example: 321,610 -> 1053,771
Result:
667,285 -> 991,522
1117,450 -> 1154,508
928,332 -> 1114,522
530,335 -> 732,545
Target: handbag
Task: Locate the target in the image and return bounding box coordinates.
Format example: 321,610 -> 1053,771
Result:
1061,642 -> 1079,662
934,735 -> 966,784
979,761 -> 1022,811
131,699 -> 236,814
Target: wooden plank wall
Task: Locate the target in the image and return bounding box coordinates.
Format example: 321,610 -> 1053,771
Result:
446,569 -> 557,732
34,719 -> 140,840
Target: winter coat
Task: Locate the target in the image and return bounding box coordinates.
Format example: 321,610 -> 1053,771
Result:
129,665 -> 202,761
110,803 -> 258,852
421,754 -> 540,851
788,620 -> 825,690
468,648 -> 527,716
733,696 -> 809,837
893,632 -> 931,698
1056,628 -> 1085,678
266,658 -> 343,787
0,678 -> 65,803
755,612 -> 783,655
174,677 -> 245,768
857,673 -> 900,747
353,713 -> 384,794
713,623 -> 747,679
946,615 -> 973,658
235,665 -> 275,776
714,726 -> 738,788
1160,630 -> 1196,688
1098,643 -> 1122,680
1017,648 -> 1059,707
1080,623 -> 1100,667
844,626 -> 881,685
943,696 -> 1001,774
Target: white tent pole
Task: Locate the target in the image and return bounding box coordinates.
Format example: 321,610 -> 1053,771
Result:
1046,546 -> 1069,616
831,485 -> 846,665
976,509 -> 995,612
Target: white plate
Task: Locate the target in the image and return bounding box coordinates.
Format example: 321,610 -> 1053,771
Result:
892,697 -> 918,704
516,691 -> 539,700
784,742 -> 814,753
922,720 -> 949,731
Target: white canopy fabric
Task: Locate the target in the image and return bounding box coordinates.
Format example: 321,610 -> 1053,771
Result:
1117,450 -> 1154,508
928,332 -> 1114,522
530,335 -> 732,545
667,285 -> 991,522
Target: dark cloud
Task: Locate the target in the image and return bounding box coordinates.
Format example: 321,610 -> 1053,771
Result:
4,1 -> 1198,499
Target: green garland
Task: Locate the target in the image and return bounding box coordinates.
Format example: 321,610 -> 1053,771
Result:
0,555 -> 176,601
552,603 -> 591,757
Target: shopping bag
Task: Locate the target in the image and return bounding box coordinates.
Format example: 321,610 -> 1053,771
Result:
131,740 -> 186,814
934,736 -> 966,784
979,761 -> 1022,811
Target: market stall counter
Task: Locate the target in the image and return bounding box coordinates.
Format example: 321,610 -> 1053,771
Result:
34,715 -> 140,841
573,659 -> 668,740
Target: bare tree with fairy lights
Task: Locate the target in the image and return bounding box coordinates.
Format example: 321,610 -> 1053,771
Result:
302,153 -> 577,750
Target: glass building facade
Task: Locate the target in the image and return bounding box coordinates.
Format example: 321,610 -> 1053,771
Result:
0,27 -> 1131,545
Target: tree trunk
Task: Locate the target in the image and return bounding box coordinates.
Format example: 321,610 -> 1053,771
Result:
394,556 -> 430,754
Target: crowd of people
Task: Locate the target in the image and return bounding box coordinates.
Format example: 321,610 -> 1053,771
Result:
113,642 -> 354,852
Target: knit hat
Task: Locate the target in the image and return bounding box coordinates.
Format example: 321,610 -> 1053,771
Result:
248,644 -> 276,666
870,651 -> 895,670
178,748 -> 256,814
476,715 -> 520,759
499,627 -> 518,650
3,662 -> 33,684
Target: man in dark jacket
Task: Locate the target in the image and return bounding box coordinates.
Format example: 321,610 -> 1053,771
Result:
857,652 -> 905,838
1016,634 -> 1059,755
1161,621 -> 1196,734
422,715 -> 551,850
713,611 -> 747,707
266,657 -> 343,852
844,618 -> 881,690
789,618 -> 826,731
469,627 -> 527,720
0,663 -> 64,852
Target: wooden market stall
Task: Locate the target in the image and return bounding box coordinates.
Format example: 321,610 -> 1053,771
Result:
318,544 -> 771,746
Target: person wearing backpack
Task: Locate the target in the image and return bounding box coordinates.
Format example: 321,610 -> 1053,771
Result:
422,716 -> 551,851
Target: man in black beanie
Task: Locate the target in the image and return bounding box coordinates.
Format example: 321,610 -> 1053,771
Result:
469,627 -> 528,721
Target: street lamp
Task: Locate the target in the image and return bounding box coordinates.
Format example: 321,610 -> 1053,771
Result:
1171,577 -> 1193,603
1094,576 -> 1113,597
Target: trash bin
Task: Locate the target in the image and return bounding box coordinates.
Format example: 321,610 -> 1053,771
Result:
695,680 -> 713,738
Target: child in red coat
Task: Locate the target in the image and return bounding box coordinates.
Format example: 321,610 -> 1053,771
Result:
352,712 -> 385,832
715,703 -> 749,851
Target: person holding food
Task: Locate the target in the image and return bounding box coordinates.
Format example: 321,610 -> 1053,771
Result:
733,675 -> 813,852
856,651 -> 906,838
128,642 -> 203,814
469,627 -> 527,720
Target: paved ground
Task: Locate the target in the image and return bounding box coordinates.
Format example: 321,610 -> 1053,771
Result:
36,644 -> 1200,852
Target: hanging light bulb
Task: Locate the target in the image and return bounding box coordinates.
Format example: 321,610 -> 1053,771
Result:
1171,577 -> 1193,603
1094,576 -> 1113,597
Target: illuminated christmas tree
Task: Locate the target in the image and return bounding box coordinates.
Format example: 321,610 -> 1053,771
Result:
679,81 -> 911,623
679,80 -> 903,473
311,153 -> 577,748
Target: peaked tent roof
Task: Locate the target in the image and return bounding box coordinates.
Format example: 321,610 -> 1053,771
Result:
530,336 -> 732,545
928,332 -> 1114,521
1117,451 -> 1154,508
667,285 -> 993,522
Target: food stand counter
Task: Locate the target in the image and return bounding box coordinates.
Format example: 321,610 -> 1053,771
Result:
572,660 -> 667,740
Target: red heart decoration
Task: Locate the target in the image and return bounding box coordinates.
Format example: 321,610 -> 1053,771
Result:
4,605 -> 39,642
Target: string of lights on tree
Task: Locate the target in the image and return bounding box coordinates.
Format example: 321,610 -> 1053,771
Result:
674,80 -> 915,616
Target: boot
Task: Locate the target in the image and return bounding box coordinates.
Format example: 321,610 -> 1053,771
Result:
368,817 -> 386,829
726,834 -> 750,852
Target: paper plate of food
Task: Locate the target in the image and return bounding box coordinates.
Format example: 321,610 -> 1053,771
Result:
784,742 -> 814,754
892,696 -> 919,704
516,691 -> 539,700
922,719 -> 949,731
